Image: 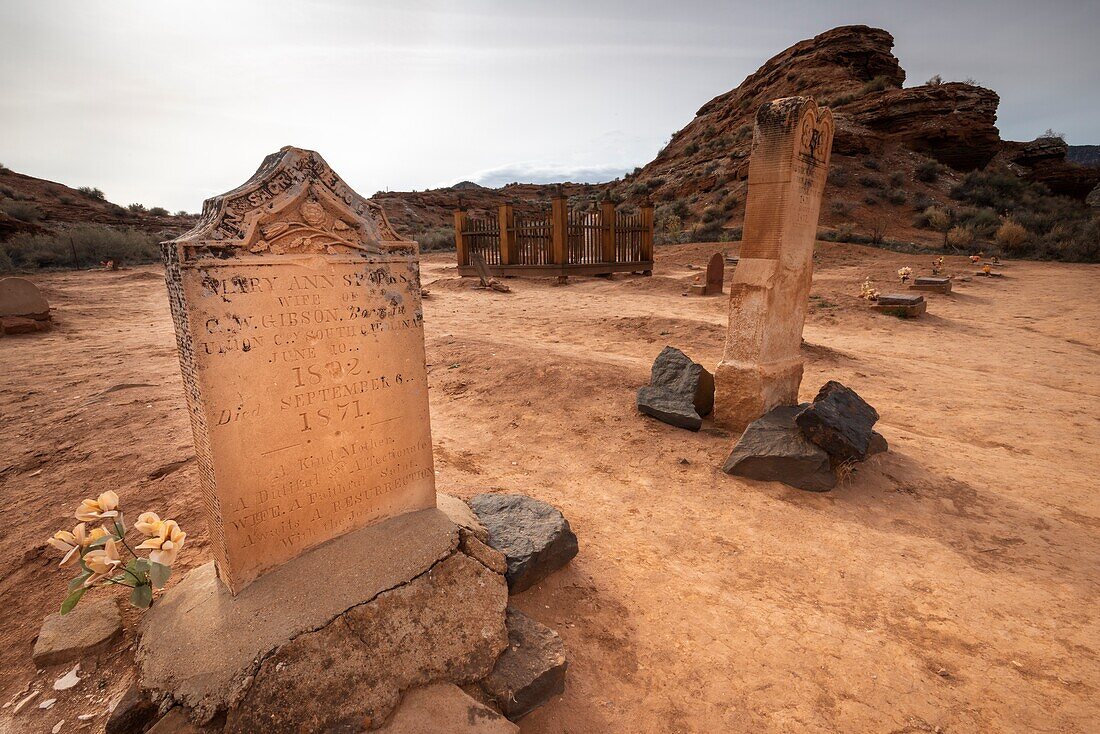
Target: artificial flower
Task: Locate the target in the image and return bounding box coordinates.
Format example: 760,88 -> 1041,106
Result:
83,538 -> 123,586
135,512 -> 163,537
46,523 -> 109,566
136,520 -> 186,567
75,491 -> 120,523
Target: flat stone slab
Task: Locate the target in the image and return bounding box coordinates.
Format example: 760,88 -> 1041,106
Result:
482,609 -> 567,720
379,683 -> 518,733
33,597 -> 122,667
909,276 -> 952,293
437,492 -> 489,543
974,270 -> 1005,277
469,494 -> 578,593
723,405 -> 835,492
872,294 -> 926,317
137,508 -> 460,723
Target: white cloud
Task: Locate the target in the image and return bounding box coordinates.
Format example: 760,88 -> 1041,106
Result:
464,162 -> 630,188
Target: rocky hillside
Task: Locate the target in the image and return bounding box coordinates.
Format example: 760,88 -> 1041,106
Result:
376,25 -> 1098,258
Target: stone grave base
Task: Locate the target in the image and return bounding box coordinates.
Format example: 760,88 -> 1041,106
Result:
136,508 -> 509,732
872,293 -> 927,317
0,313 -> 51,336
713,358 -> 803,430
908,276 -> 952,294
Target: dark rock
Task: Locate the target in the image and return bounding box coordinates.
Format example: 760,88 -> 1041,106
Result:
722,406 -> 836,492
106,682 -> 158,734
482,609 -> 567,720
636,346 -> 714,431
796,382 -> 880,462
469,494 -> 578,593
868,431 -> 888,456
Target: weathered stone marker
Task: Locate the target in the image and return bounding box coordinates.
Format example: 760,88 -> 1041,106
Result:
909,275 -> 952,294
0,276 -> 52,335
713,98 -> 833,429
690,253 -> 724,296
162,147 -> 435,593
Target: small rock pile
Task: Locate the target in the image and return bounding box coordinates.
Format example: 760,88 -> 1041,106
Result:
723,381 -> 885,491
636,347 -> 715,431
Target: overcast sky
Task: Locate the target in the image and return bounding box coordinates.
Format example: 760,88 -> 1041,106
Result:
1,0 -> 1096,212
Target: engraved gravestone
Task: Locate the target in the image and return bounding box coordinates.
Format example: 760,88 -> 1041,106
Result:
713,98 -> 834,429
162,147 -> 435,593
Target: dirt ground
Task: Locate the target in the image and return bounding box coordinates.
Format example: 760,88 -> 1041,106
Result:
1,242 -> 1098,733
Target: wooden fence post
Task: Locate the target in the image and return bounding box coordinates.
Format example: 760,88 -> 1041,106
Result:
640,198 -> 654,274
551,185 -> 568,266
600,194 -> 616,264
453,208 -> 469,267
498,204 -> 514,265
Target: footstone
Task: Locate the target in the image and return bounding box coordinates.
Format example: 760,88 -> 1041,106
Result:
1,315 -> 51,335
636,346 -> 714,431
909,276 -> 952,294
33,597 -> 122,667
722,405 -> 835,492
137,509 -> 508,729
482,609 -> 567,720
469,494 -> 578,593
105,683 -> 158,734
379,683 -> 518,733
0,277 -> 50,319
795,381 -> 879,462
690,253 -> 724,296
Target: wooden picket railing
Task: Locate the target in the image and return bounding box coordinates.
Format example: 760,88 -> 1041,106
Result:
454,192 -> 653,279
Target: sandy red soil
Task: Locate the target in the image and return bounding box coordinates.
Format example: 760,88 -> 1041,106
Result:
2,243 -> 1098,733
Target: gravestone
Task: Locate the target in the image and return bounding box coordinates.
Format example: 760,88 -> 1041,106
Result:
713,97 -> 834,429
162,146 -> 436,593
690,253 -> 724,296
0,276 -> 52,335
872,293 -> 926,317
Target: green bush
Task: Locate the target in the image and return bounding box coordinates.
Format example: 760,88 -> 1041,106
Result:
0,199 -> 43,222
77,186 -> 105,200
684,142 -> 699,156
827,167 -> 850,187
886,188 -> 907,205
858,175 -> 885,189
149,206 -> 170,217
862,158 -> 881,171
1,225 -> 161,269
414,226 -> 454,251
127,203 -> 147,213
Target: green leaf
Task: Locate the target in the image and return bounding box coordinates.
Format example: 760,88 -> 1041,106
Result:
86,535 -> 109,550
130,583 -> 152,609
149,562 -> 171,589
61,587 -> 86,615
109,573 -> 135,588
125,558 -> 150,585
68,572 -> 91,592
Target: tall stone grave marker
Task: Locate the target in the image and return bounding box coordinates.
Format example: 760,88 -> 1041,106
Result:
163,147 -> 435,593
713,98 -> 834,428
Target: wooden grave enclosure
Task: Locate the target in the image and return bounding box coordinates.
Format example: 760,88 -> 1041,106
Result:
454,190 -> 654,279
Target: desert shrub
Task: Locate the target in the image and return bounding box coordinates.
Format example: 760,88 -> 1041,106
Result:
0,185 -> 13,199
0,247 -> 12,271
915,161 -> 941,183
415,226 -> 454,251
859,75 -> 894,95
1039,128 -> 1066,143
911,193 -> 935,212
946,225 -> 976,249
702,206 -> 722,223
720,193 -> 739,211
995,220 -> 1028,253
174,210 -> 190,217
888,171 -> 906,187
648,177 -> 666,188
734,124 -> 753,141
0,163 -> 8,172
926,74 -> 943,86
654,213 -> 683,244
0,199 -> 43,222
858,175 -> 885,189
721,226 -> 743,242
886,188 -> 907,205
826,92 -> 856,107
692,219 -> 725,242
827,167 -> 850,187
684,142 -> 700,156
862,157 -> 881,171
831,200 -> 855,217
127,203 -> 147,213
149,206 -> 169,217
1,224 -> 161,268
956,207 -> 1000,236
863,195 -> 879,206
78,186 -> 105,200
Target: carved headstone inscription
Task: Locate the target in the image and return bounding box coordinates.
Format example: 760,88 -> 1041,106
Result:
162,147 -> 435,593
713,98 -> 834,429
